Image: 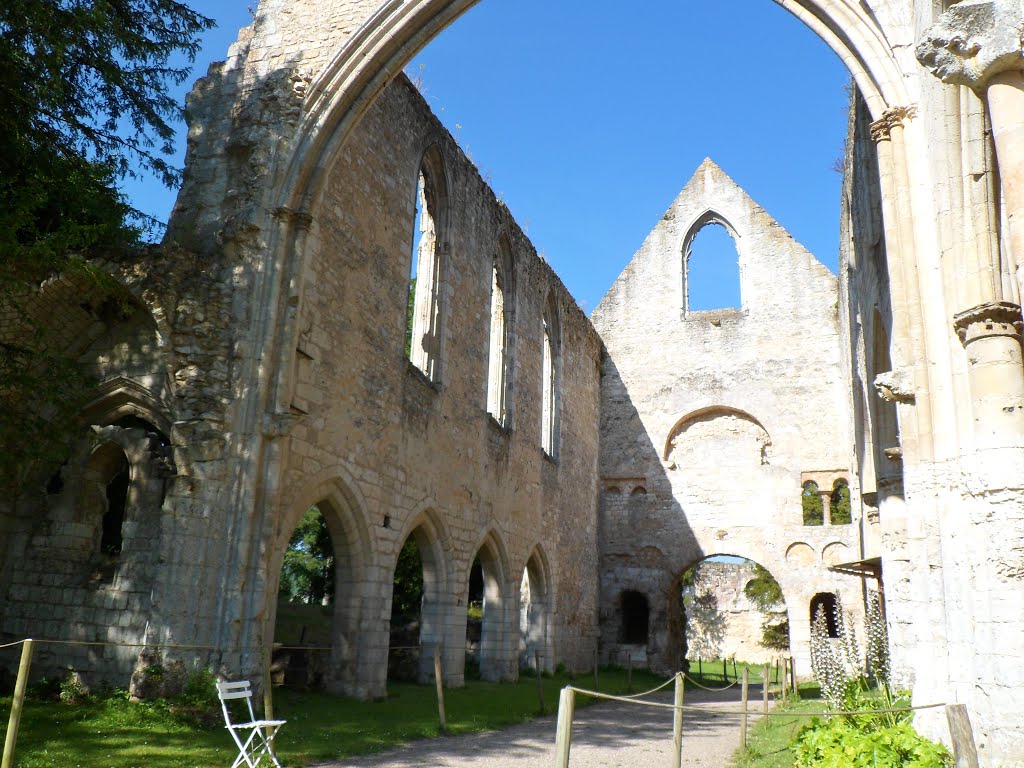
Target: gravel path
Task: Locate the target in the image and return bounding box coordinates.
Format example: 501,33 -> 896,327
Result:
311,684 -> 766,768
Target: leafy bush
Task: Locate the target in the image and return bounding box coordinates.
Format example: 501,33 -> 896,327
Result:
793,712 -> 951,767
800,591 -> 951,767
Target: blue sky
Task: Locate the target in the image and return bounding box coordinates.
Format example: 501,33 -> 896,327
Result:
127,1 -> 850,314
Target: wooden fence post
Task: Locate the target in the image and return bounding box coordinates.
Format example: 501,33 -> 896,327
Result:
740,667 -> 749,749
2,639 -> 34,768
553,687 -> 575,768
789,656 -> 796,697
433,645 -> 447,733
626,653 -> 633,692
536,650 -> 545,714
762,663 -> 769,713
722,658 -> 728,682
593,649 -> 599,690
671,672 -> 684,768
945,704 -> 980,768
780,658 -> 788,702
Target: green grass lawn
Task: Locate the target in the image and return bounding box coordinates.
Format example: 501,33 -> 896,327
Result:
1,667 -> 664,768
732,688 -> 824,768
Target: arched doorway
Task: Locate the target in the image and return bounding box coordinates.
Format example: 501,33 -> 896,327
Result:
672,555 -> 790,673
269,484 -> 369,697
519,547 -> 553,674
388,513 -> 449,685
464,533 -> 510,681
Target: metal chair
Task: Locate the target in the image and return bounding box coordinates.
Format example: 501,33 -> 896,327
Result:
216,680 -> 287,768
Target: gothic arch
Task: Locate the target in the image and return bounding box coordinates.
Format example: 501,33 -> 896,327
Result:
274,0 -> 907,217
681,209 -> 743,314
80,377 -> 174,435
466,528 -> 512,680
519,544 -> 554,672
266,470 -> 375,694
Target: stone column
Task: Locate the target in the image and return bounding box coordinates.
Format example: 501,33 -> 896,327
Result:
954,302 -> 1024,447
917,1 -> 1024,448
820,489 -> 833,526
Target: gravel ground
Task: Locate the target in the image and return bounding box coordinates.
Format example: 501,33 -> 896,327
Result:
311,684 -> 767,768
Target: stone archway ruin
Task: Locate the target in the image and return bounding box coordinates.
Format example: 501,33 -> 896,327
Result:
4,1 -> 1024,764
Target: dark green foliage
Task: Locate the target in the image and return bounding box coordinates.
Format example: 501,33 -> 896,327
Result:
279,506 -> 335,605
391,537 -> 424,620
802,481 -> 824,525
743,563 -> 790,651
760,620 -> 790,651
0,334 -> 96,490
792,687 -> 951,768
743,564 -> 783,612
830,480 -> 852,524
0,0 -> 212,491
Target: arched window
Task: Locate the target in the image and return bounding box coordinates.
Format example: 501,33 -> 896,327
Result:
487,238 -> 514,425
683,215 -> 741,314
810,593 -> 839,638
802,481 -> 824,526
407,148 -> 447,381
541,292 -> 560,457
830,479 -> 852,524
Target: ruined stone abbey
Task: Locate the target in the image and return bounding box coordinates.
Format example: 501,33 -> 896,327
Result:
2,1 -> 1024,765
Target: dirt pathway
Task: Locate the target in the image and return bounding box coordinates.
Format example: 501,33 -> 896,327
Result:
311,685 -> 765,768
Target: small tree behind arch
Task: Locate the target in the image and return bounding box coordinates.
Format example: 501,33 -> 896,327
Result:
802,481 -> 824,525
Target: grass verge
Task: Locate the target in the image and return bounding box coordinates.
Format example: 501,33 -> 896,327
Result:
732,691 -> 823,768
1,667 -> 663,768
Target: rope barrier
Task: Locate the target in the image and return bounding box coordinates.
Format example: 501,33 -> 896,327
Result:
25,639 -> 222,650
614,675 -> 677,699
683,673 -> 740,691
2,638 -> 443,653
566,684 -> 946,718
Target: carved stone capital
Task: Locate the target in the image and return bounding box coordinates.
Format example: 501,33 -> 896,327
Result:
874,369 -> 916,403
953,300 -> 1024,345
868,106 -> 917,143
916,0 -> 1024,91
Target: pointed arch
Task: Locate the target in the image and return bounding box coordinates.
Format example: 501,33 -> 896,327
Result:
518,544 -> 554,672
681,210 -> 743,314
274,0 -> 907,217
80,377 -> 174,435
407,144 -> 450,381
466,528 -> 512,680
487,234 -> 515,426
268,470 -> 375,695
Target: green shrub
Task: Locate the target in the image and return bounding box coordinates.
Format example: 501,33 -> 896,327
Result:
793,715 -> 951,767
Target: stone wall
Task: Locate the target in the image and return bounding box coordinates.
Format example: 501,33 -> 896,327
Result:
0,74 -> 604,696
267,73 -> 604,694
593,159 -> 863,676
684,561 -> 780,665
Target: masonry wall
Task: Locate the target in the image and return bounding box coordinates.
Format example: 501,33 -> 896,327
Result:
684,561 -> 780,665
260,74 -> 603,694
593,159 -> 863,675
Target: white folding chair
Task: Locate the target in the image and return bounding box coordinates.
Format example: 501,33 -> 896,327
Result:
217,680 -> 287,768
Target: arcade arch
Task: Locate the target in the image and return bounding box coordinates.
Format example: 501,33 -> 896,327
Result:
388,510 -> 450,684
464,531 -> 512,681
519,546 -> 553,673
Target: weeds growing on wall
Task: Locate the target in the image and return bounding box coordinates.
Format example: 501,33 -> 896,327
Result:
796,591 -> 951,767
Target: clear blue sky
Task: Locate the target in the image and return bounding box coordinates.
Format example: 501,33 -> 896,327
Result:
127,1 -> 850,314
